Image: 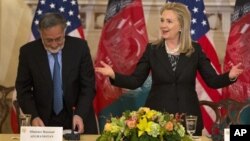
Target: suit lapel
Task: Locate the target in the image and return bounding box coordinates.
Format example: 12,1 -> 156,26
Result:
61,43 -> 72,89
155,44 -> 175,76
35,45 -> 53,86
154,43 -> 192,78
175,53 -> 191,77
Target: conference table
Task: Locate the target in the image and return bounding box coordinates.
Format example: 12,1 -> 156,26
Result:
0,134 -> 212,141
0,134 -> 98,141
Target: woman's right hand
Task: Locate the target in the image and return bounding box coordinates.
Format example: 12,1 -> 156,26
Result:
95,61 -> 115,79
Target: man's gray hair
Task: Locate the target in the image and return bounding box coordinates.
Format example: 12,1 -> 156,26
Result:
38,12 -> 67,30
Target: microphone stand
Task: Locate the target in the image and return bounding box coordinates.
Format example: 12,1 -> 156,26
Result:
63,107 -> 80,140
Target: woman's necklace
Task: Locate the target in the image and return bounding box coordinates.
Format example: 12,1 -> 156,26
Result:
165,42 -> 180,55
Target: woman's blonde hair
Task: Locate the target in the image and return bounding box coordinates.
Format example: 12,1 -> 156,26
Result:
153,2 -> 194,56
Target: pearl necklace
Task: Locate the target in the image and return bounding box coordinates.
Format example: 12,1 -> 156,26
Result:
165,42 -> 180,55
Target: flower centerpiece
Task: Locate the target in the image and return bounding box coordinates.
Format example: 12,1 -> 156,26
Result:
97,107 -> 192,141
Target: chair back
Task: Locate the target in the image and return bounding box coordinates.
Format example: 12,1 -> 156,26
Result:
200,98 -> 249,141
237,103 -> 250,124
12,100 -> 21,132
0,85 -> 15,133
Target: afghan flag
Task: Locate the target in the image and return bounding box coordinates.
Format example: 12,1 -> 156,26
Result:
223,0 -> 250,119
94,0 -> 149,131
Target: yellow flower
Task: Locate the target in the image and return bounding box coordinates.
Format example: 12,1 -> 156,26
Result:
145,121 -> 160,137
146,110 -> 157,120
139,107 -> 150,113
110,125 -> 121,133
137,116 -> 148,137
104,123 -> 112,132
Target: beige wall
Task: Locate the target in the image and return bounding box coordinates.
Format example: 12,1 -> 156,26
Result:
0,0 -> 2,56
0,0 -> 32,133
0,0 -> 32,87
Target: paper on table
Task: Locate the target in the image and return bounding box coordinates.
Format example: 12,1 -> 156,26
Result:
224,128 -> 230,141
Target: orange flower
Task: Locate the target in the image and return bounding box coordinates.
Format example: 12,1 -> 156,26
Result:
165,121 -> 174,131
126,119 -> 137,129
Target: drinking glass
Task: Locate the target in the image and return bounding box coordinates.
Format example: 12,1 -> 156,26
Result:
19,114 -> 31,126
185,115 -> 197,138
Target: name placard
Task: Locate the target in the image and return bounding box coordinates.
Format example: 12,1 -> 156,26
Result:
20,126 -> 63,141
224,128 -> 230,141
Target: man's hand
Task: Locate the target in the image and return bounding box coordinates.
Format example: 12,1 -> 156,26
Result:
32,117 -> 45,126
73,115 -> 84,133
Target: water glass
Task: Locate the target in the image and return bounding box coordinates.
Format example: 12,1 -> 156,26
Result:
19,114 -> 31,126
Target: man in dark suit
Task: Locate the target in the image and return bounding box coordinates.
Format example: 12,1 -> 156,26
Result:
16,13 -> 97,134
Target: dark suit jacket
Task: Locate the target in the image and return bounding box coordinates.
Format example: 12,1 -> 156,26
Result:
16,36 -> 97,133
111,42 -> 234,135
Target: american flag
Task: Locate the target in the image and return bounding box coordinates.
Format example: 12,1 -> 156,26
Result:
31,0 -> 84,39
168,0 -> 223,135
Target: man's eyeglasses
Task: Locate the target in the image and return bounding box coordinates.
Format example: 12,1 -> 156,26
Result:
42,36 -> 65,44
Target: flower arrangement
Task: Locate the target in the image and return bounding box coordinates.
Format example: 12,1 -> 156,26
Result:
97,107 -> 192,141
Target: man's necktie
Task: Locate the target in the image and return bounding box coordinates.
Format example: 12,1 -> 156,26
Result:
52,53 -> 63,115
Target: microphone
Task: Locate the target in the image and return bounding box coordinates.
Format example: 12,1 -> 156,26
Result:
63,107 -> 80,140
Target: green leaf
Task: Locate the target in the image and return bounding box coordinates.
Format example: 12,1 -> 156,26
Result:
130,129 -> 139,141
181,135 -> 193,141
115,132 -> 122,141
96,133 -> 113,141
